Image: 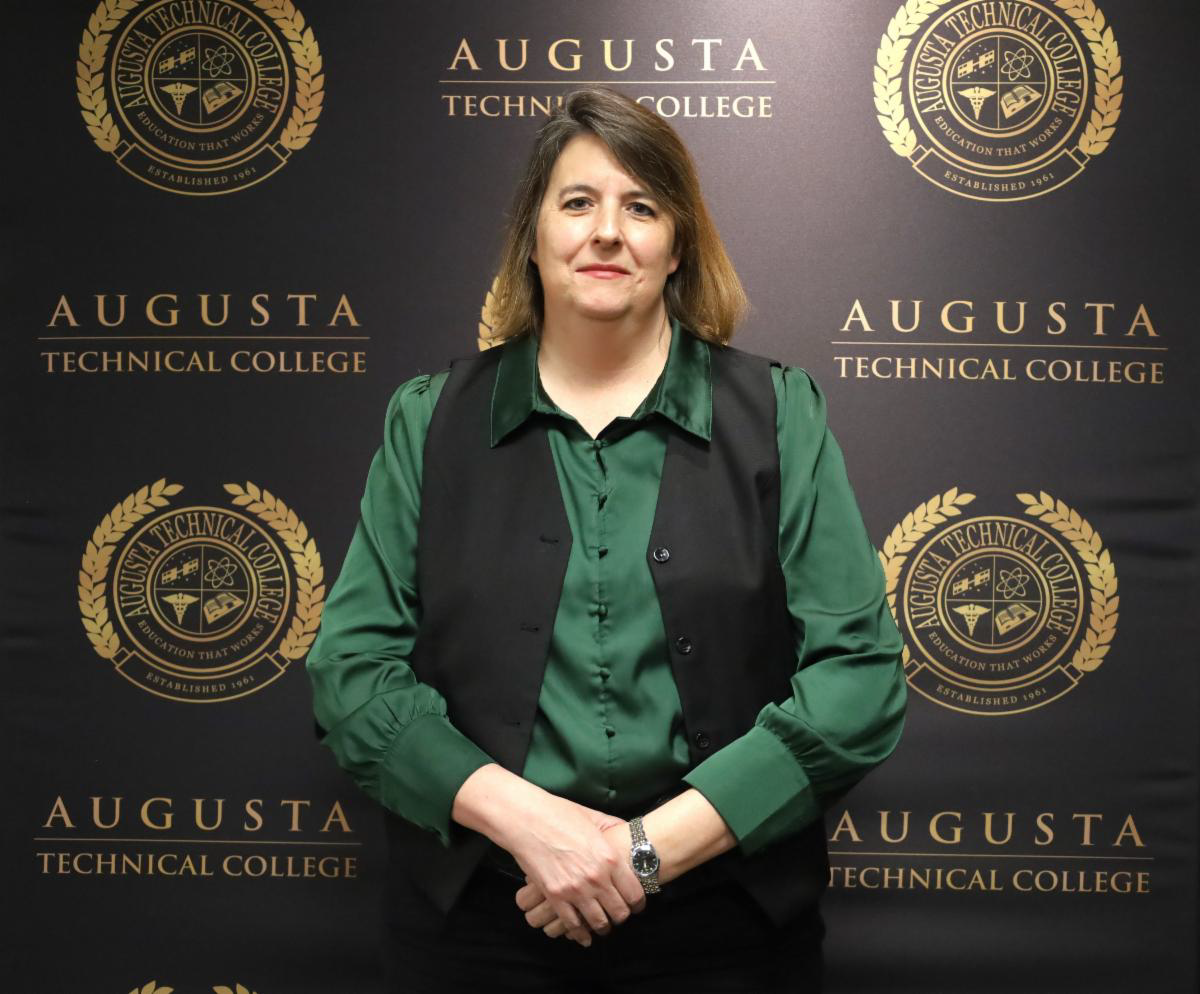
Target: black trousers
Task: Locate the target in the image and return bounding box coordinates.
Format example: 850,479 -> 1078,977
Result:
382,857 -> 825,993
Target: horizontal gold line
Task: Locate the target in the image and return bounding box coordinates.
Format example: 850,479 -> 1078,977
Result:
438,79 -> 776,85
37,336 -> 370,342
830,340 -> 1167,351
828,850 -> 1153,862
33,836 -> 361,847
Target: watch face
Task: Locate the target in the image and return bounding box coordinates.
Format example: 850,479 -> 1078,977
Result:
631,844 -> 659,876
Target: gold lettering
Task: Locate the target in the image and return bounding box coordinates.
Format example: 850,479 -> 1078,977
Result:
447,38 -> 481,71
43,796 -> 75,829
840,299 -> 873,333
47,295 -> 80,327
320,801 -> 352,834
829,809 -> 861,844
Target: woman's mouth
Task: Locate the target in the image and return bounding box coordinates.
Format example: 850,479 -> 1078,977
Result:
578,266 -> 629,279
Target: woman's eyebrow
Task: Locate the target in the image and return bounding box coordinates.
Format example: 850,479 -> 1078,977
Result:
558,182 -> 653,199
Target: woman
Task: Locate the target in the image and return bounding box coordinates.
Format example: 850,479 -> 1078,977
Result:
307,86 -> 907,993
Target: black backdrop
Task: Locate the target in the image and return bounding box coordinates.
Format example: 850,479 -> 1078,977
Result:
3,2 -> 1197,991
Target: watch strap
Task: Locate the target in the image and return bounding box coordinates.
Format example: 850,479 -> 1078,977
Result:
628,815 -> 661,894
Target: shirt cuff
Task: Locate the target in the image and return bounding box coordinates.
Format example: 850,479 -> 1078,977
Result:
681,724 -> 821,857
378,713 -> 496,849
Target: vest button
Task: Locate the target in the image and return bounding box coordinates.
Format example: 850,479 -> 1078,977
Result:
674,635 -> 693,654
694,731 -> 710,749
652,546 -> 671,563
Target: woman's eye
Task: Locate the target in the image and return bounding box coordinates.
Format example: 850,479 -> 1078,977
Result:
562,197 -> 654,216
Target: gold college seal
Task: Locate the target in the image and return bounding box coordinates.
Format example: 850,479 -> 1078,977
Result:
79,479 -> 324,702
874,0 -> 1121,200
879,489 -> 1118,715
77,0 -> 324,195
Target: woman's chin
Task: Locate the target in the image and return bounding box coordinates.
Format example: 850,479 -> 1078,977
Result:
562,295 -> 638,322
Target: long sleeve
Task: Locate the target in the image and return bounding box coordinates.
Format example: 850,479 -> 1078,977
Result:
306,373 -> 496,848
681,365 -> 908,857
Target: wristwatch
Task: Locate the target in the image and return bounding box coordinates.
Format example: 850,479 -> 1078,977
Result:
628,815 -> 661,894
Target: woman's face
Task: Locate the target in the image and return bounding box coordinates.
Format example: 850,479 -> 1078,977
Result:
530,132 -> 680,326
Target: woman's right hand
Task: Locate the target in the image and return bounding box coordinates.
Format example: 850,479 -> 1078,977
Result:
495,792 -> 646,942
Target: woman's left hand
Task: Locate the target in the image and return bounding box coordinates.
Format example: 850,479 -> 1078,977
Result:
515,820 -> 647,945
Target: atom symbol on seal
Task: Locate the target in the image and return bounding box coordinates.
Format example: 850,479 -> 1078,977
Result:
204,555 -> 238,588
996,566 -> 1031,598
202,44 -> 236,76
1001,46 -> 1035,81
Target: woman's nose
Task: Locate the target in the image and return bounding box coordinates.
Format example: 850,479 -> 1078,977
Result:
592,204 -> 622,244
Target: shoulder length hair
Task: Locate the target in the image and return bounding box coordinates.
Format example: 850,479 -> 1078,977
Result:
488,86 -> 748,345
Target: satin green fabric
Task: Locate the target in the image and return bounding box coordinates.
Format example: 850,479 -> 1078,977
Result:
307,317 -> 906,857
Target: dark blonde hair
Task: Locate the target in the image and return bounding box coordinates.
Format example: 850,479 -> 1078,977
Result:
488,86 -> 748,345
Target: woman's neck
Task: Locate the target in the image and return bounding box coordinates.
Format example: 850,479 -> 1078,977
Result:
537,306 -> 671,393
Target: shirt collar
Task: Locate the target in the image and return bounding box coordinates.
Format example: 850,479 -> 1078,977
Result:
490,314 -> 713,447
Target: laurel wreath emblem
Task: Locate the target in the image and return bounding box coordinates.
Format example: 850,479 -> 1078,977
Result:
76,0 -> 137,154
76,0 -> 323,160
478,275 -> 503,351
877,488 -> 1117,676
254,0 -> 325,151
223,480 -> 325,659
873,0 -> 1122,160
125,983 -> 260,994
1015,490 -> 1117,672
878,486 -> 975,671
78,479 -> 324,668
79,478 -> 182,660
873,0 -> 953,159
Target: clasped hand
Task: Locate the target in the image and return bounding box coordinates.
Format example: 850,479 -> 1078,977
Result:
503,796 -> 649,947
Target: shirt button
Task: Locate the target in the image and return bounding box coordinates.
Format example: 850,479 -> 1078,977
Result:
674,635 -> 693,655
652,546 -> 671,563
596,604 -> 608,619
694,731 -> 710,749
598,546 -> 608,558
606,728 -> 616,738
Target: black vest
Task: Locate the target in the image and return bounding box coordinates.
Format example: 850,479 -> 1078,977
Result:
384,330 -> 829,928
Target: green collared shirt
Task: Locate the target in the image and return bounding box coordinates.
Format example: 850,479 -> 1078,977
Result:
307,317 -> 907,857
